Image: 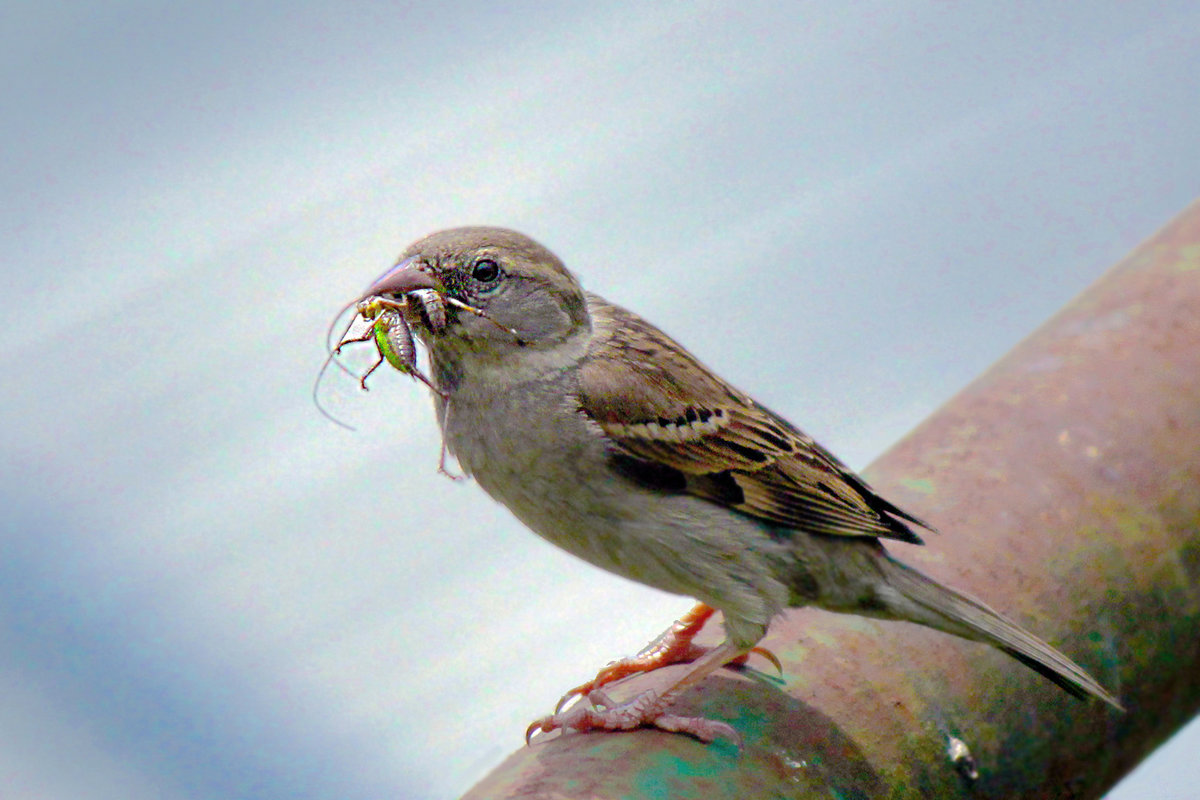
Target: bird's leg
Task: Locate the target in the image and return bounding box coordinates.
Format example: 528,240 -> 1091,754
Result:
555,603 -> 714,710
528,640 -> 749,745
555,602 -> 779,712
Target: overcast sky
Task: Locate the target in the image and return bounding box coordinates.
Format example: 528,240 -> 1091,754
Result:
3,2 -> 1199,798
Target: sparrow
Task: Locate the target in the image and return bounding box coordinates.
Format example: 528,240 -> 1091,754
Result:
359,226 -> 1122,743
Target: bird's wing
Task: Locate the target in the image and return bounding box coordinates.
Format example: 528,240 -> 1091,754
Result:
577,299 -> 932,544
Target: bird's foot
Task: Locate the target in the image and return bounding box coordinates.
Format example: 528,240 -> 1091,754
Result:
555,604 -> 779,713
555,644 -> 778,712
527,689 -> 738,745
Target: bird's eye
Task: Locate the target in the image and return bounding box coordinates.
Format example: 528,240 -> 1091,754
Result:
471,258 -> 502,283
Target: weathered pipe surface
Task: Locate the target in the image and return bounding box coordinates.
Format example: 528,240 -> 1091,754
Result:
461,201 -> 1200,799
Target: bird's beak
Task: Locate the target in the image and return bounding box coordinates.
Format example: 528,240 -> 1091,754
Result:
359,256 -> 442,301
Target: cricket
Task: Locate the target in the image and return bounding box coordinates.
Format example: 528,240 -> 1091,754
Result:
313,277 -> 526,438
312,292 -> 446,432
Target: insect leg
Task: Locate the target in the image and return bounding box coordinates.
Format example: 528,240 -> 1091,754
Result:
441,296 -> 526,345
335,327 -> 378,354
435,396 -> 462,480
358,351 -> 386,391
325,297 -> 366,353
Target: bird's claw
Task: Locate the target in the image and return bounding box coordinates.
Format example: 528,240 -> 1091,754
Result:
554,664 -> 668,713
554,644 -> 782,713
742,645 -> 783,676
527,689 -> 739,746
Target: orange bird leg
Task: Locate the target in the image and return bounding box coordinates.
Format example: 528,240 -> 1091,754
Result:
529,640 -> 751,745
554,602 -> 781,713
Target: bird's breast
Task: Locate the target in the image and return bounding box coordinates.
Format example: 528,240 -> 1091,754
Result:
441,369 -> 618,534
437,368 -> 790,638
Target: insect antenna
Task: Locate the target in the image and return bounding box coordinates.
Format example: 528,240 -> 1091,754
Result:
312,357 -> 357,431
313,307 -> 365,430
442,297 -> 528,346
435,396 -> 462,480
325,297 -> 363,351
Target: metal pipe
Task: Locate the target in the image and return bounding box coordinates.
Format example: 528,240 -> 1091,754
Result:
462,200 -> 1200,799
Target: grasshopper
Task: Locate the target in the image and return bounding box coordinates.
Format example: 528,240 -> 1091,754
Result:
313,285 -> 522,416
313,284 -> 526,476
313,295 -> 442,431
345,299 -> 441,394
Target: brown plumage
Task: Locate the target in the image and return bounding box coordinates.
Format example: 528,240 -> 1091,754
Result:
580,299 -> 928,544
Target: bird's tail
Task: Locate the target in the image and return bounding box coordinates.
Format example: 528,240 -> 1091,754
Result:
876,555 -> 1123,710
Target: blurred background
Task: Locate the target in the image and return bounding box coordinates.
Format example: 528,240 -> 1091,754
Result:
3,2 -> 1198,797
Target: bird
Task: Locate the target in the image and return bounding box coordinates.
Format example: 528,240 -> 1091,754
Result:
356,225 -> 1122,743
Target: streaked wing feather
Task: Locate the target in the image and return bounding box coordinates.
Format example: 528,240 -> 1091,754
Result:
578,298 -> 930,544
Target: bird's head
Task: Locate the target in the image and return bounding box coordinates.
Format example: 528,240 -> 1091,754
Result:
362,227 -> 589,365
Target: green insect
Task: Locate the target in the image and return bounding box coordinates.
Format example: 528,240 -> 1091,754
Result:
312,294 -> 442,432
313,282 -> 524,437
352,299 -> 441,393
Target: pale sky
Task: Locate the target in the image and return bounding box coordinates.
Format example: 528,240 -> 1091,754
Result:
3,2 -> 1199,798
